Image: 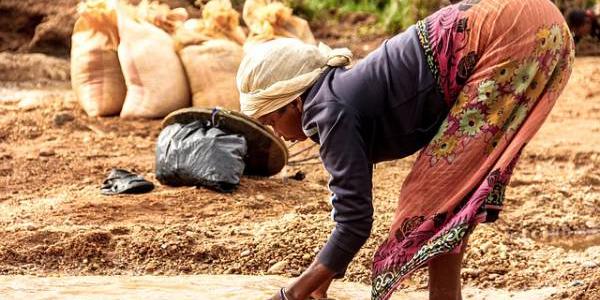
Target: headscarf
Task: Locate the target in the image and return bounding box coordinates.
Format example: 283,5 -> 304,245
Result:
236,38 -> 352,118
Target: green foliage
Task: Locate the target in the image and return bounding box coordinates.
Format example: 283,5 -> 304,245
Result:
286,0 -> 444,33
286,0 -> 596,34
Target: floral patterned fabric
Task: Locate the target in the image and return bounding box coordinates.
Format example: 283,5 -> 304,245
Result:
371,0 -> 575,299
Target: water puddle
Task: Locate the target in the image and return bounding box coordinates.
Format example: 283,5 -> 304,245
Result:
0,275 -> 559,300
534,229 -> 600,251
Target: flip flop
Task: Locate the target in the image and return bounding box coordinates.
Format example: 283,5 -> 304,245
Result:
161,107 -> 288,177
100,168 -> 155,195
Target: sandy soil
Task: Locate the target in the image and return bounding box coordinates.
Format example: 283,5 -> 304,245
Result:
0,55 -> 598,300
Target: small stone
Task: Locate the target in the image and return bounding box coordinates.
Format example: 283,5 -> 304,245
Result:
479,242 -> 492,252
160,243 -> 168,250
53,112 -> 75,126
585,220 -> 598,228
39,148 -> 56,157
145,261 -> 158,271
18,97 -> 40,111
185,231 -> 198,239
581,261 -> 598,268
82,258 -> 89,264
267,260 -> 288,274
569,280 -> 584,287
499,251 -> 508,260
302,253 -> 311,260
289,171 -> 306,181
541,229 -> 550,239
240,250 -> 251,257
462,268 -> 481,276
256,194 -> 266,201
23,223 -> 38,231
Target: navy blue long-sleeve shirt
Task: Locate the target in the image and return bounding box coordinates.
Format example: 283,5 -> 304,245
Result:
301,25 -> 448,276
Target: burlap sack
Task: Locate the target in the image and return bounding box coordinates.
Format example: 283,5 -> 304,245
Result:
179,39 -> 243,110
242,0 -> 315,48
173,0 -> 245,110
71,0 -> 126,117
117,8 -> 190,118
136,0 -> 188,34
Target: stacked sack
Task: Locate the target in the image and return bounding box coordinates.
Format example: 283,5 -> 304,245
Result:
71,0 -> 126,117
242,0 -> 316,50
174,0 -> 247,110
117,0 -> 190,118
71,0 -> 190,118
71,0 -> 316,117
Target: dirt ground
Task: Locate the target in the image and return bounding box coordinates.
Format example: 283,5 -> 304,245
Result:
0,45 -> 599,300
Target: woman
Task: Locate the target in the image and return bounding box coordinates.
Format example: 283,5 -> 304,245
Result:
236,0 -> 574,299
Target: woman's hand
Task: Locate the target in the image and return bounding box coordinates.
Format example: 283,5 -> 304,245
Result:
269,261 -> 336,299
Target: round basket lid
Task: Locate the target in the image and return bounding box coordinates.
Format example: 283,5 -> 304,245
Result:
162,107 -> 288,177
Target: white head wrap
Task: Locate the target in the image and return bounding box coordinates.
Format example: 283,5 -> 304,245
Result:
236,38 -> 352,118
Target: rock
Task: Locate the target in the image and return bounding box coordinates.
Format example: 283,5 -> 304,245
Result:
18,97 -> 41,111
462,268 -> 481,276
499,251 -> 508,260
289,171 -> 306,181
302,253 -> 311,260
581,261 -> 598,268
53,112 -> 75,126
185,231 -> 199,239
145,261 -> 158,272
23,223 -> 38,231
585,220 -> 597,228
569,280 -> 584,287
267,260 -> 288,274
39,148 -> 55,157
240,250 -> 251,257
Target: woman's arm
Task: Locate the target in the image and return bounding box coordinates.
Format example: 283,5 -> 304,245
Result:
309,101 -> 374,277
273,101 -> 373,300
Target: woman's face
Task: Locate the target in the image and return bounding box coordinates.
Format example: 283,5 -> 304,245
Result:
258,99 -> 307,142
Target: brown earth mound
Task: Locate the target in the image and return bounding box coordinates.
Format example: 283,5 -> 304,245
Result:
0,0 -> 201,56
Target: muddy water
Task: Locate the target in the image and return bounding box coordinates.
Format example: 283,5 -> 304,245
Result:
0,275 -> 559,300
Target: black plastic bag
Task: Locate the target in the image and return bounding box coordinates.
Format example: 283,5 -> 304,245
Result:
156,120 -> 247,192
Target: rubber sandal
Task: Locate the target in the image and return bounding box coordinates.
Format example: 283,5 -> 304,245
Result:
100,168 -> 155,195
161,107 -> 288,177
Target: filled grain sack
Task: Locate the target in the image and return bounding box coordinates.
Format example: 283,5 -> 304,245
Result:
136,0 -> 188,34
242,0 -> 315,49
71,0 -> 126,117
117,5 -> 190,118
173,0 -> 245,110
